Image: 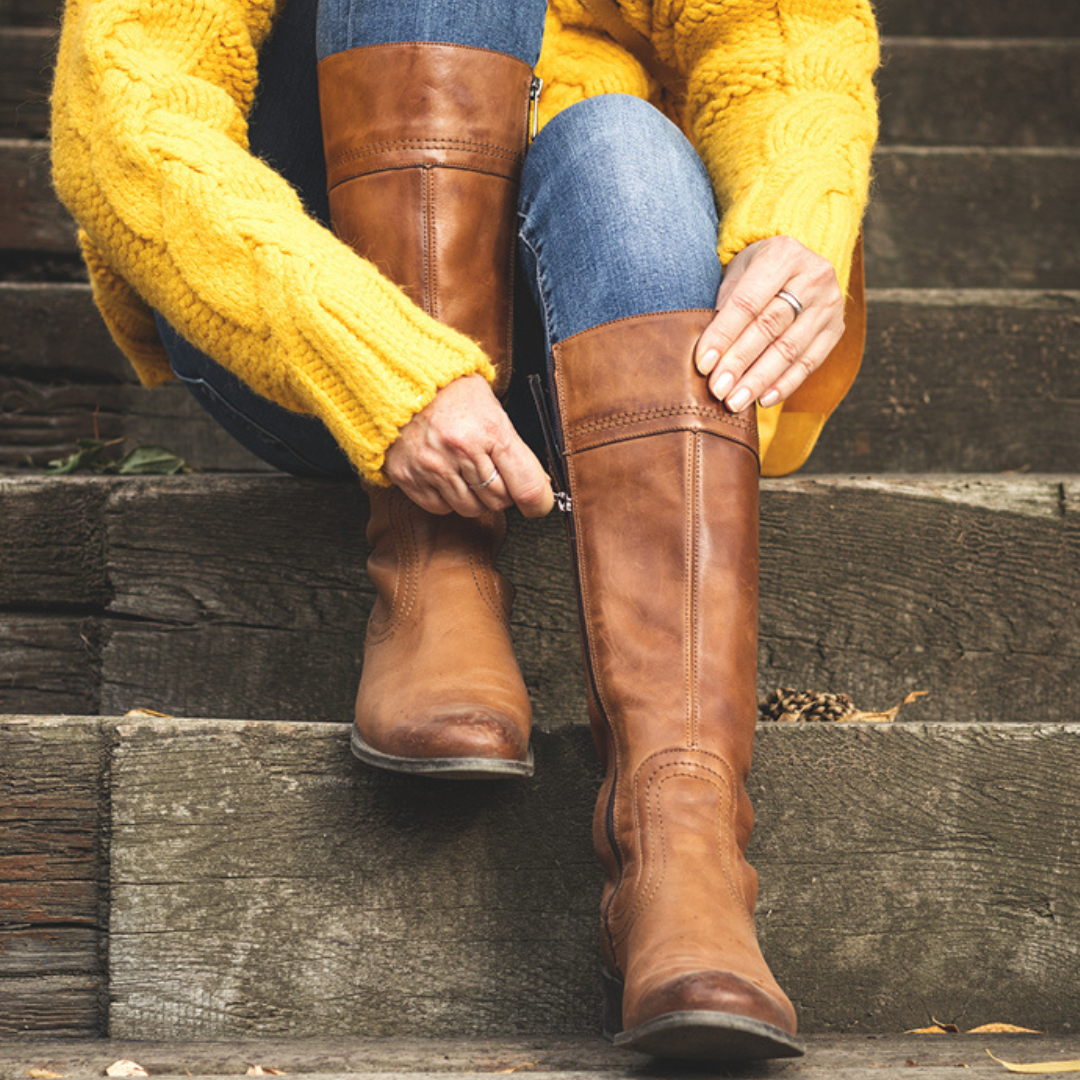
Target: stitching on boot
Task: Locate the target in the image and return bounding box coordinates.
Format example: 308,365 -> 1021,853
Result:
684,435 -> 695,749
423,167 -> 436,319
610,753 -> 755,946
368,494 -> 419,645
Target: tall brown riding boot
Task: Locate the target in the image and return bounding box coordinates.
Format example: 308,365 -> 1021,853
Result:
549,310 -> 803,1059
318,43 -> 537,777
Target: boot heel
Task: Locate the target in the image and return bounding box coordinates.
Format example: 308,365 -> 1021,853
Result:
600,966 -> 624,1042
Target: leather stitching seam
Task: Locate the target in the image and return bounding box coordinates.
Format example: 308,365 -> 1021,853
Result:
328,139 -> 523,169
568,405 -> 754,436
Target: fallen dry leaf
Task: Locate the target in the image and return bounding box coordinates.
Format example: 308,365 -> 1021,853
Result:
906,1022 -> 960,1034
105,1063 -> 148,1078
26,1070 -> 66,1078
987,1051 -> 1080,1074
968,1024 -> 1044,1034
245,1068 -> 285,1076
122,708 -> 172,719
846,690 -> 930,723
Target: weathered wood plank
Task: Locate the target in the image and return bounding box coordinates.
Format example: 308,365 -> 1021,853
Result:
7,145 -> 1080,289
0,378 -> 273,472
805,290 -> 1080,474
4,1034 -> 1080,1079
0,28 -> 54,140
0,138 -> 73,253
878,40 -> 1080,148
105,719 -> 1080,1038
4,288 -> 1078,476
3,473 -> 1077,724
0,284 -> 130,381
0,616 -> 100,714
89,474 -> 1080,726
0,716 -> 105,1038
866,149 -> 1080,289
0,476 -> 107,606
0,978 -> 103,1039
876,0 -> 1080,37
107,718 -> 603,1039
758,475 -> 1080,721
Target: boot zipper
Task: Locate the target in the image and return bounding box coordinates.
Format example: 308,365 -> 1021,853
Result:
529,75 -> 543,142
532,372 -> 623,950
528,374 -> 571,513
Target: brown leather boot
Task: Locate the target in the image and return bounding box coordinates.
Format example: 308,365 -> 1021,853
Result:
549,310 -> 803,1059
318,42 -> 537,777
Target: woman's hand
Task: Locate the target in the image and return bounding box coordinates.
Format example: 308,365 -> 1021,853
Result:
695,236 -> 845,411
383,374 -> 554,518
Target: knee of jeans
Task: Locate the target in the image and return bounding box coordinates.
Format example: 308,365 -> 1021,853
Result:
527,96 -> 713,212
520,94 -> 721,325
523,95 -> 718,265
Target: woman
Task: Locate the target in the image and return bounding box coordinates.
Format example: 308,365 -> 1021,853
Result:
51,0 -> 879,1061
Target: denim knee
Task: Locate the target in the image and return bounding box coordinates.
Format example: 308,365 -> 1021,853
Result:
518,94 -> 722,344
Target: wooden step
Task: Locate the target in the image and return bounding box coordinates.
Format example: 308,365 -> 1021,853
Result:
2,473 -> 1078,726
8,29 -> 1077,147
7,142 -> 1079,288
876,0 -> 1080,37
0,27 -> 53,140
806,289 -> 1080,474
3,1034 -> 1080,1079
877,38 -> 1080,148
3,716 -> 1079,1039
4,285 -> 1077,475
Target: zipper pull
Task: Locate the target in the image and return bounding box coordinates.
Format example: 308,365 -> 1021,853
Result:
529,76 -> 543,142
528,373 -> 572,514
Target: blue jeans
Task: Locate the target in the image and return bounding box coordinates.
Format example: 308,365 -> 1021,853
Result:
159,0 -> 722,477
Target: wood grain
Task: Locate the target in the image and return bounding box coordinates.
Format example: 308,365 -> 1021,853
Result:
3,1033 -> 1080,1079
865,149 -> 1080,289
2,473 -> 1078,724
103,718 -> 1080,1038
0,139 -> 74,253
878,40 -> 1080,148
0,616 -> 100,715
0,28 -> 54,139
0,716 -> 105,1037
806,290 -> 1080,474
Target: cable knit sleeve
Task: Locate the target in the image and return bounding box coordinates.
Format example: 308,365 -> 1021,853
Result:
51,0 -> 495,483
688,2 -> 878,293
632,0 -> 879,295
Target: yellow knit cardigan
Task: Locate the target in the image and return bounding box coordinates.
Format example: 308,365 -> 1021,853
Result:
51,0 -> 879,483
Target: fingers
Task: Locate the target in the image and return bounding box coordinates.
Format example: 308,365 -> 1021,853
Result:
491,434 -> 555,518
694,236 -> 845,412
383,374 -> 553,519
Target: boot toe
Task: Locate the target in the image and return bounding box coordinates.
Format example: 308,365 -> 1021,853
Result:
394,707 -> 530,763
629,969 -> 797,1036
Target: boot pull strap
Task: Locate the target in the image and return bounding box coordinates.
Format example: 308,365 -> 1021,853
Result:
577,0 -> 683,92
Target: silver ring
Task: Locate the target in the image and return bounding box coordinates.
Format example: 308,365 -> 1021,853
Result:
777,289 -> 804,318
470,467 -> 500,490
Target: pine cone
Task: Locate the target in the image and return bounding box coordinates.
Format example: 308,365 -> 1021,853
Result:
758,687 -> 857,723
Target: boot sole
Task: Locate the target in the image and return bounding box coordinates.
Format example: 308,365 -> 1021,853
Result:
350,726 -> 534,779
602,969 -> 805,1062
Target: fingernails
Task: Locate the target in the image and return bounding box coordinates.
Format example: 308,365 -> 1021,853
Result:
697,348 -> 719,375
760,389 -> 780,408
727,387 -> 752,412
711,370 -> 735,399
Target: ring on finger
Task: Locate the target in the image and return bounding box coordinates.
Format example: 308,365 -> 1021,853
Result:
469,467 -> 500,491
777,289 -> 804,318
